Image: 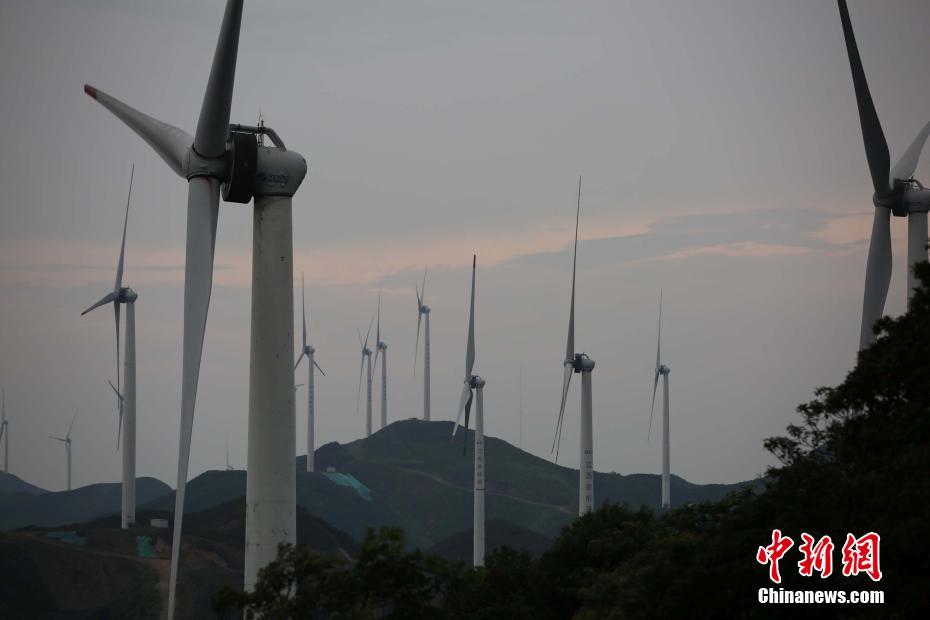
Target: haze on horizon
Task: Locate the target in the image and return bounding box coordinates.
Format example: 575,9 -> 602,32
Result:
1,0 -> 929,492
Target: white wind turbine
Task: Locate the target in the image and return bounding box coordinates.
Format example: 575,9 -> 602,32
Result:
552,176 -> 597,516
1,390 -> 9,473
357,319 -> 374,437
295,273 -> 325,472
373,287 -> 388,430
414,268 -> 431,421
82,165 -> 137,530
451,256 -> 486,567
648,291 -> 671,510
837,0 -> 930,350
50,409 -> 78,491
83,1 -> 308,613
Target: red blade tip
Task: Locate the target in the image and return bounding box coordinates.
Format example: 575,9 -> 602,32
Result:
83,84 -> 98,99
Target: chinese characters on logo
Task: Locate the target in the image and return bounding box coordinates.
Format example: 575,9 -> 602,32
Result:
756,530 -> 881,583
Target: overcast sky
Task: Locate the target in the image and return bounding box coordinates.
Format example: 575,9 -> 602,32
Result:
1,0 -> 929,492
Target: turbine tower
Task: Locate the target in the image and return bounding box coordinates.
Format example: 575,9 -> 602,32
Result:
414,268 -> 431,421
295,272 -> 325,472
649,291 -> 671,510
357,319 -> 374,437
50,409 -> 78,491
82,165 -> 138,530
837,0 -> 930,350
552,176 -> 596,516
373,287 -> 388,429
83,1 -> 308,614
1,390 -> 9,473
451,256 -> 486,567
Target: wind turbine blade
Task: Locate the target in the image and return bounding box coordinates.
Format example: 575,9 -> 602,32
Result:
465,256 -> 476,378
373,286 -> 382,371
461,390 -> 474,457
648,370 -> 660,441
114,164 -> 134,294
168,176 -> 220,620
313,360 -> 325,376
565,176 -> 581,363
81,292 -> 116,316
860,206 -> 893,349
83,85 -> 191,178
414,295 -> 422,381
294,350 -> 306,371
108,379 -> 125,449
50,436 -> 66,442
193,0 -> 244,159
363,317 -> 373,350
421,267 -> 428,304
891,121 -> 930,182
656,290 -> 663,371
301,272 -> 307,349
67,408 -> 78,440
552,364 -> 573,460
452,384 -> 471,437
356,350 -> 365,415
114,301 -> 121,416
837,0 -> 892,199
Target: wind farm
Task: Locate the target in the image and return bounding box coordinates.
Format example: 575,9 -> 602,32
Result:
1,0 -> 929,617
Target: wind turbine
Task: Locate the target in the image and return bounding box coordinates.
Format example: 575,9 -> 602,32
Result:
552,176 -> 597,516
837,0 -> 930,350
357,319 -> 374,437
83,0 -> 308,612
414,268 -> 431,421
295,273 -> 325,472
373,286 -> 388,430
451,256 -> 486,567
1,390 -> 8,473
50,409 -> 78,491
82,165 -> 137,530
648,291 -> 671,510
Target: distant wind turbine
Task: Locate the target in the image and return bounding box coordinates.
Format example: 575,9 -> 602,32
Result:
226,433 -> 233,471
1,390 -> 9,473
837,0 -> 930,349
295,273 -> 325,472
648,291 -> 671,510
414,268 -> 431,421
50,409 -> 78,491
552,177 -> 597,516
373,286 -> 388,430
357,319 -> 374,437
82,165 -> 137,530
451,256 -> 486,567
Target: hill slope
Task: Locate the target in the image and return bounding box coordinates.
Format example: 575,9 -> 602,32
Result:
0,477 -> 171,530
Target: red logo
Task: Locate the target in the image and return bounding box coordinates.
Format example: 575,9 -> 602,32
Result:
756,529 -> 794,584
798,533 -> 834,578
841,532 -> 882,582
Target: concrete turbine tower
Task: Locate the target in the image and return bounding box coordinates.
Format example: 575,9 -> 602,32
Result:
357,319 -> 374,437
49,409 -> 78,491
553,177 -> 596,516
414,268 -> 431,421
295,272 -> 325,472
83,1 -> 308,615
649,290 -> 671,510
82,165 -> 138,530
451,256 -> 486,567
373,286 -> 388,429
837,0 -> 930,349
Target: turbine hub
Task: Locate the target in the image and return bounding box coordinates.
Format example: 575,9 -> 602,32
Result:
658,364 -> 670,375
421,305 -> 430,314
874,180 -> 910,217
378,342 -> 387,350
306,345 -> 315,355
117,287 -> 138,303
573,353 -> 595,373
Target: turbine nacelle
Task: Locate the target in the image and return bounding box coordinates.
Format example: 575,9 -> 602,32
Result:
419,304 -> 430,314
468,375 -> 486,389
568,353 -> 595,373
875,179 -> 923,217
116,287 -> 138,303
657,364 -> 670,376
377,341 -> 387,351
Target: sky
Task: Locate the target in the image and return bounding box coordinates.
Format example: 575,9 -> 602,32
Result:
1,0 -> 929,492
